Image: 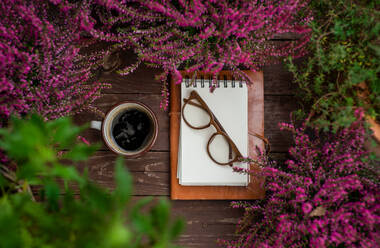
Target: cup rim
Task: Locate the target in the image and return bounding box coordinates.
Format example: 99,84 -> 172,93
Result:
100,101 -> 159,158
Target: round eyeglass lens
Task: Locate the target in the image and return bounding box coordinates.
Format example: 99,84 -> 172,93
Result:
208,133 -> 236,164
183,99 -> 211,129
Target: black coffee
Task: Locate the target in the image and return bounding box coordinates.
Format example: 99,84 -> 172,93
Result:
112,109 -> 151,151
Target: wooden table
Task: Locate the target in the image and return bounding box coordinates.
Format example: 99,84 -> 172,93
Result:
74,60 -> 297,247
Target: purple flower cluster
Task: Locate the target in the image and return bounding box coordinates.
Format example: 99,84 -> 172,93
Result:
222,110 -> 380,247
92,0 -> 312,109
0,0 -> 110,122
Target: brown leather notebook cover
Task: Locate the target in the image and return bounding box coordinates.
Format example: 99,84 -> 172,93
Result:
170,71 -> 265,200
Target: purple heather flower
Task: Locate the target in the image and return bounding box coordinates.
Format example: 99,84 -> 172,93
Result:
302,203 -> 313,215
219,110 -> 380,247
91,0 -> 312,109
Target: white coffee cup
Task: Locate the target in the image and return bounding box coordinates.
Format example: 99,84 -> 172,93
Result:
90,101 -> 158,158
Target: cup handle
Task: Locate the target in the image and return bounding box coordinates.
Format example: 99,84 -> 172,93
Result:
90,121 -> 102,131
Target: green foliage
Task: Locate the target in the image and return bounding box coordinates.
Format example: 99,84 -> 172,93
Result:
0,115 -> 183,248
287,0 -> 380,132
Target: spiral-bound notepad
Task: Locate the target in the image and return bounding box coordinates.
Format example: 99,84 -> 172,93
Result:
178,78 -> 248,186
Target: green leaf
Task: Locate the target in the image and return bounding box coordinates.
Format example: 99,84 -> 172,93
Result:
50,164 -> 83,185
130,197 -> 154,234
62,143 -> 99,162
44,181 -> 60,211
0,115 -> 183,247
114,157 -> 132,205
0,173 -> 7,188
170,219 -> 185,240
0,197 -> 23,248
16,161 -> 44,182
107,221 -> 131,247
48,117 -> 83,149
151,198 -> 170,231
345,97 -> 353,106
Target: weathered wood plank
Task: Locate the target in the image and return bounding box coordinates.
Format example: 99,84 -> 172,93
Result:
79,151 -> 170,195
176,233 -> 235,248
264,95 -> 298,152
98,62 -> 297,96
84,40 -> 302,97
95,171 -> 169,195
96,50 -> 300,96
58,39 -> 301,248
83,151 -> 169,172
74,94 -> 296,153
32,172 -> 169,196
83,151 -> 288,173
140,198 -> 242,248
263,62 -> 295,95
100,63 -> 163,94
32,192 -> 240,247
43,150 -> 289,198
164,199 -> 243,247
33,193 -> 241,248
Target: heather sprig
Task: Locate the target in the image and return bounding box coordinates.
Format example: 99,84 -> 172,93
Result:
92,0 -> 312,109
221,111 -> 380,248
0,0 -> 110,123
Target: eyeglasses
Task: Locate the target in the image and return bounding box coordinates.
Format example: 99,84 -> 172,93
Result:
182,90 -> 245,166
182,90 -> 270,166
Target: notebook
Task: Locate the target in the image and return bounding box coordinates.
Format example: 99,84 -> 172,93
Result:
178,78 -> 248,186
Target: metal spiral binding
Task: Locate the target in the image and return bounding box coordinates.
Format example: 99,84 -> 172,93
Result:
184,74 -> 244,88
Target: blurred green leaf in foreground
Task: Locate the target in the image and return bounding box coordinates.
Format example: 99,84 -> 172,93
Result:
0,114 -> 184,248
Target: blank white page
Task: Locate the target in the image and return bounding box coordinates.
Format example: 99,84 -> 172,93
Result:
179,80 -> 248,185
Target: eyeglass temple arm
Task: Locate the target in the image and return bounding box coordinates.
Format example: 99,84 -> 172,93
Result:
249,131 -> 271,154
185,99 -> 233,159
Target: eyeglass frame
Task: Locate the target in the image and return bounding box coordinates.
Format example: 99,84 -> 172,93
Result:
181,90 -> 245,166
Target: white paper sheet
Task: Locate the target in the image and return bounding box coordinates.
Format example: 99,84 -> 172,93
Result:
178,79 -> 248,185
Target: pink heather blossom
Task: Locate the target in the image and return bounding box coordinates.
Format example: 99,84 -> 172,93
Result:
0,0 -> 112,164
91,0 -> 312,109
220,110 -> 380,247
0,0 -> 110,123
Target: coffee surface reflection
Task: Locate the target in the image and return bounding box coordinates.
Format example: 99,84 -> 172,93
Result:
112,109 -> 151,151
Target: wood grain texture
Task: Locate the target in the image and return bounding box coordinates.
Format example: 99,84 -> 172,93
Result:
81,151 -> 289,173
170,200 -> 243,247
92,59 -> 299,97
74,94 -> 296,153
81,151 -> 169,196
264,95 -> 298,152
85,151 -> 169,172
66,41 -> 299,247
100,64 -> 163,94
33,151 -> 289,197
263,62 -> 295,95
32,172 -> 169,196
